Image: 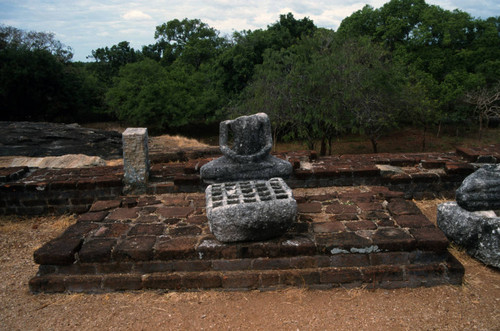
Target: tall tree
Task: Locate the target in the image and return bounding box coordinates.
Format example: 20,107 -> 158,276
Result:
464,83 -> 500,138
0,26 -> 102,122
0,24 -> 73,62
239,31 -> 404,154
89,41 -> 142,84
147,18 -> 226,68
216,13 -> 317,96
337,0 -> 500,129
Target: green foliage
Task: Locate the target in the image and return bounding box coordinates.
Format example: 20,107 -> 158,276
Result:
0,24 -> 73,62
215,13 -> 317,96
106,59 -> 222,132
338,0 -> 500,126
147,18 -> 227,68
237,31 -> 406,154
0,28 -> 103,122
89,41 -> 142,84
2,3 -> 500,146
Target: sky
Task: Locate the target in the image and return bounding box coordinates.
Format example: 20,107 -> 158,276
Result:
1,0 -> 499,62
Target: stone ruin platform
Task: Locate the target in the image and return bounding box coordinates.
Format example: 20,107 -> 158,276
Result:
3,145 -> 500,216
30,186 -> 463,293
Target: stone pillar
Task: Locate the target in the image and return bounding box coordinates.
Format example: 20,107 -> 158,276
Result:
122,128 -> 149,194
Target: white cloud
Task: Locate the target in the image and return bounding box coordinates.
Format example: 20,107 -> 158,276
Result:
122,10 -> 153,21
1,0 -> 499,61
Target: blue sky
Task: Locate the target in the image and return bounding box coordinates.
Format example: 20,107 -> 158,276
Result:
1,0 -> 499,62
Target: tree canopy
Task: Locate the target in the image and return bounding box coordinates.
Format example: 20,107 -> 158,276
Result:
1,2 -> 499,150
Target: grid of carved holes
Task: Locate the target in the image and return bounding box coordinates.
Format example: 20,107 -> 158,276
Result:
210,179 -> 289,208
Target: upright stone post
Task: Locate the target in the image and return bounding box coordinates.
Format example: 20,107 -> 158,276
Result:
122,128 -> 149,194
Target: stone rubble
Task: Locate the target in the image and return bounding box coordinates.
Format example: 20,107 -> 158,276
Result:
438,164 -> 500,268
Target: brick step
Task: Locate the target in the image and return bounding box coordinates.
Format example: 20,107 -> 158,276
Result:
30,188 -> 465,293
34,250 -> 456,276
30,255 -> 463,293
147,181 -> 176,194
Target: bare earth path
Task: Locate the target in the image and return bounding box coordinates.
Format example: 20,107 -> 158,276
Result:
1,200 -> 499,330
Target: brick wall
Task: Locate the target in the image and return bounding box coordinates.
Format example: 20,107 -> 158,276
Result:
2,146 -> 497,216
0,166 -> 123,215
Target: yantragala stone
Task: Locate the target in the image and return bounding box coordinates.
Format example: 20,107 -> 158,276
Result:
205,178 -> 297,242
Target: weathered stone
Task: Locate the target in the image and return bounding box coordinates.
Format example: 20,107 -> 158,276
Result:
0,121 -> 122,158
456,164 -> 500,211
437,202 -> 500,268
376,164 -> 404,177
409,227 -> 449,251
34,237 -> 83,265
122,128 -> 149,194
206,178 -> 297,242
345,220 -> 377,231
200,113 -> 292,182
313,221 -> 346,233
200,155 -> 292,182
79,238 -> 117,262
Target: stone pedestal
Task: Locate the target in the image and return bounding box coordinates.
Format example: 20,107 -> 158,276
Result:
122,128 -> 149,194
200,155 -> 292,183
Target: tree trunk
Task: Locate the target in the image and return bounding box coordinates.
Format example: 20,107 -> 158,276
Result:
320,136 -> 327,156
272,129 -> 277,152
328,136 -> 333,156
370,137 -> 378,154
479,115 -> 483,141
307,140 -> 315,151
421,126 -> 427,152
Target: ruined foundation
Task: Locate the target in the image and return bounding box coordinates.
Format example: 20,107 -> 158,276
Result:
30,186 -> 463,293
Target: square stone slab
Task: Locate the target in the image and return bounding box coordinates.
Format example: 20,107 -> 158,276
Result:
206,178 -> 297,242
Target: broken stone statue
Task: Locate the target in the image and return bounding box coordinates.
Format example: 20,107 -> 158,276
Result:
437,164 -> 500,268
202,113 -> 296,242
200,112 -> 292,183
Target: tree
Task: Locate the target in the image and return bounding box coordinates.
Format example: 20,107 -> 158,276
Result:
0,47 -> 103,122
0,24 -> 73,62
336,38 -> 402,153
337,0 -> 500,133
0,26 -> 103,122
89,41 -> 142,83
464,83 -> 500,138
106,58 -> 222,132
216,13 -> 317,96
237,30 -> 404,154
148,18 -> 226,68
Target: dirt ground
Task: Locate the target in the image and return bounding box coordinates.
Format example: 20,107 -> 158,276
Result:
0,199 -> 499,330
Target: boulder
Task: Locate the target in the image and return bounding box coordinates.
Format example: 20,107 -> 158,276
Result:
456,164 -> 500,211
437,202 -> 500,268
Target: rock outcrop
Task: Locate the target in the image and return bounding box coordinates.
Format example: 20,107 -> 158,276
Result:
0,122 -> 122,159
